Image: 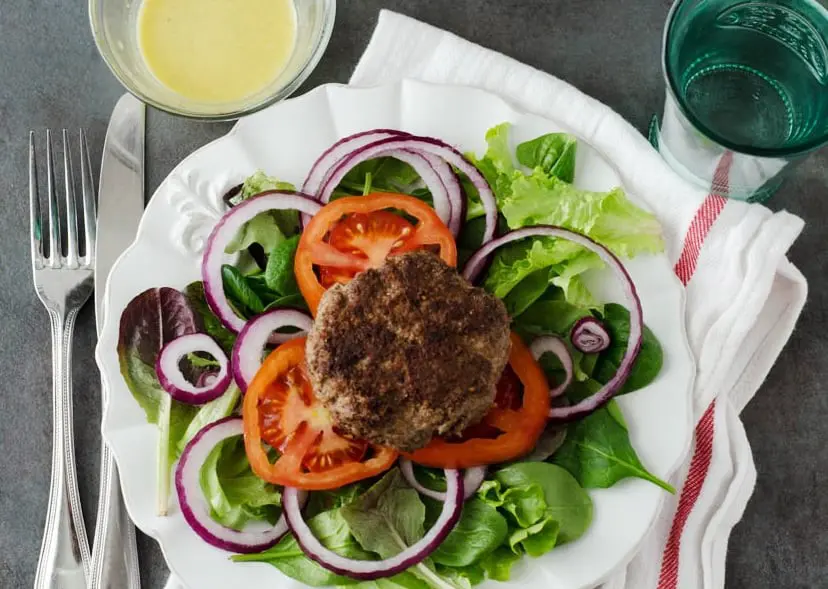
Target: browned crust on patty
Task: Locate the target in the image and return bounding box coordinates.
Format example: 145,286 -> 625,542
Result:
305,251 -> 511,452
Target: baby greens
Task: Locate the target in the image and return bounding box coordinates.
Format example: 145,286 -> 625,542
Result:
118,123 -> 674,586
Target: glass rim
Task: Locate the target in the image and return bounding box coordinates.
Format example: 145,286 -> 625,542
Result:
88,0 -> 337,122
662,0 -> 828,159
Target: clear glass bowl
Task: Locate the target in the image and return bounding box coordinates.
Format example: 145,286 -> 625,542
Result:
89,0 -> 336,120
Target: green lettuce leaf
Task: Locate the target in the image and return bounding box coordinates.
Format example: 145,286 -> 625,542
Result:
494,463 -> 593,545
507,516 -> 559,556
234,510 -> 371,586
429,498 -> 508,567
178,385 -> 241,453
468,124 -> 664,309
117,287 -> 202,510
465,123 -> 515,207
200,435 -> 282,530
225,171 -> 299,254
340,470 -> 467,588
479,547 -> 521,581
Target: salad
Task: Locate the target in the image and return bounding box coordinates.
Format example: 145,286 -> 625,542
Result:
117,123 -> 672,588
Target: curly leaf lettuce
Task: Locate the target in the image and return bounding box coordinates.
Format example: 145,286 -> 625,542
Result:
470,124 -> 664,307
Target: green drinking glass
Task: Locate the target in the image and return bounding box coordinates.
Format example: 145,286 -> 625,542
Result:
650,0 -> 828,201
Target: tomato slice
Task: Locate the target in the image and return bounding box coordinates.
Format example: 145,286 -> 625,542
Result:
405,333 -> 551,469
295,193 -> 457,315
243,338 -> 398,490
257,364 -> 368,473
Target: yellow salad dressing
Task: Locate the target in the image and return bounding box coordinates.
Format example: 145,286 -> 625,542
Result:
138,0 -> 297,104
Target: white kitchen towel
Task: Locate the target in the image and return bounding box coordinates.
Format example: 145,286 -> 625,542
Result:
350,10 -> 808,589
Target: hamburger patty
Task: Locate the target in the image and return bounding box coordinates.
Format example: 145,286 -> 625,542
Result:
305,250 -> 511,452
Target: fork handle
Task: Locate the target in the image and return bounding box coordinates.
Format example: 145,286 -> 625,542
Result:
34,309 -> 91,589
90,427 -> 142,588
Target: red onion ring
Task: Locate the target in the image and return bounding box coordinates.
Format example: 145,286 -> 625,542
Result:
300,130 -> 410,227
231,309 -> 313,392
571,316 -> 611,353
530,335 -> 574,399
175,417 -> 291,553
317,136 -> 495,243
283,469 -> 464,580
202,191 -> 321,333
399,459 -> 485,502
155,334 -> 231,405
302,129 -> 409,196
419,152 -> 465,236
462,226 -> 643,422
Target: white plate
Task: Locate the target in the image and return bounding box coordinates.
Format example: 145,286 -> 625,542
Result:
97,80 -> 696,589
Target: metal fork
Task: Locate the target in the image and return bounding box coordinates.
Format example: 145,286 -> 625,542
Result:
30,129 -> 95,589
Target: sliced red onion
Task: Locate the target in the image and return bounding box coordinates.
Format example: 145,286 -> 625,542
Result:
156,334 -> 230,405
530,335 -> 573,399
317,136 -> 495,243
303,129 -> 409,196
175,417 -> 289,553
399,459 -> 485,502
283,469 -> 464,580
202,191 -> 322,333
312,145 -> 460,237
378,149 -> 453,230
231,309 -> 313,392
462,226 -> 642,422
571,316 -> 611,353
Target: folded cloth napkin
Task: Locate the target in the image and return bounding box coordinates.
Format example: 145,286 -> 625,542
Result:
350,10 -> 807,589
166,10 -> 807,589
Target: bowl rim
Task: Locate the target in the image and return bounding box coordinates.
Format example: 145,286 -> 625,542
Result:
88,0 -> 337,121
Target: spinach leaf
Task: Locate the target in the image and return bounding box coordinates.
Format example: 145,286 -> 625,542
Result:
222,264 -> 265,316
513,299 -> 592,338
265,235 -> 300,295
502,268 -> 550,317
184,281 -> 236,354
494,463 -> 593,545
606,399 -> 628,429
515,132 -> 577,182
224,211 -> 288,255
333,157 -> 422,198
593,303 -> 663,395
552,379 -> 674,492
263,293 -> 309,312
430,499 -> 508,567
234,510 -> 369,586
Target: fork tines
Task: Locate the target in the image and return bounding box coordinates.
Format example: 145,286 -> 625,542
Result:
29,130 -> 96,270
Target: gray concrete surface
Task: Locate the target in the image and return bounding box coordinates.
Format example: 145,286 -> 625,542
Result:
0,1 -> 825,588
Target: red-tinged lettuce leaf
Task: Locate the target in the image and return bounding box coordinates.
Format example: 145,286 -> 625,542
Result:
117,287 -> 201,437
118,286 -> 200,365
